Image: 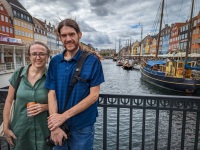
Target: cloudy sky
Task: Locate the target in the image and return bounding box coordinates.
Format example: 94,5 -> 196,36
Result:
18,0 -> 200,51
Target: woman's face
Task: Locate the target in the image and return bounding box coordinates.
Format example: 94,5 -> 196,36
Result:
29,44 -> 48,69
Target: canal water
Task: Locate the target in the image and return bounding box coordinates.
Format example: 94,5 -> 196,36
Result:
0,59 -> 199,149
93,59 -> 199,150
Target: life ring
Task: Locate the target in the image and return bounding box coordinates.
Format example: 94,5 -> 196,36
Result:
177,69 -> 183,75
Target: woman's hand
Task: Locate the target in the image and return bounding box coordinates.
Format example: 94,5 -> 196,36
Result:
27,103 -> 48,116
4,129 -> 17,146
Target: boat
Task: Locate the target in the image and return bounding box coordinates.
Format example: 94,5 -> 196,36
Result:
122,59 -> 133,70
141,59 -> 200,93
133,63 -> 141,70
116,59 -> 123,66
113,57 -> 117,61
140,0 -> 200,93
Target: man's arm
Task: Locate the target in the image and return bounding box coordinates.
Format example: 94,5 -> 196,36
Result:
48,90 -> 67,146
48,90 -> 58,115
48,85 -> 100,131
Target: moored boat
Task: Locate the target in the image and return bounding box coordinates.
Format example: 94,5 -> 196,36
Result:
140,60 -> 200,93
122,59 -> 133,70
116,59 -> 123,66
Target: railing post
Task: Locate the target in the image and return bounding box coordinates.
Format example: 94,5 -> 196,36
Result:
103,96 -> 107,150
167,110 -> 173,150
194,110 -> 200,150
129,98 -> 133,150
154,99 -> 159,150
142,99 -> 146,150
117,98 -> 120,150
180,103 -> 187,150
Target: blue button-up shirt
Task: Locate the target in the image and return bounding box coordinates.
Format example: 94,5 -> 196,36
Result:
45,49 -> 105,130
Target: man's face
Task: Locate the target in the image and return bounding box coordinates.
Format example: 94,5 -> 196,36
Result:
59,26 -> 82,52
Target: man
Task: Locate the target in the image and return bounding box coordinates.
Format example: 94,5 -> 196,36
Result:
45,18 -> 104,150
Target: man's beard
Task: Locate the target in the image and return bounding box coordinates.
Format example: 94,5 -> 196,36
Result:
64,40 -> 79,52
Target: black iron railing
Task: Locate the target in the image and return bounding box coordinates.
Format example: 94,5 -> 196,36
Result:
97,94 -> 200,150
0,90 -> 200,150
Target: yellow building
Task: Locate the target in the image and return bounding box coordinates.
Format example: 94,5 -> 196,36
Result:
3,0 -> 34,45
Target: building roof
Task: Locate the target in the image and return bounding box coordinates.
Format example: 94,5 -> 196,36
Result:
6,0 -> 32,19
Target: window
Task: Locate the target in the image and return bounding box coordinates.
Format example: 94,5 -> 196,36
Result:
14,19 -> 17,25
17,12 -> 20,18
6,27 -> 9,33
5,17 -> 8,22
2,26 -> 5,32
22,31 -> 24,36
0,6 -> 3,11
10,28 -> 13,33
15,29 -> 18,35
18,30 -> 21,35
21,22 -> 24,27
13,10 -> 16,16
194,20 -> 196,26
18,20 -> 20,26
21,14 -> 23,19
1,15 -> 4,21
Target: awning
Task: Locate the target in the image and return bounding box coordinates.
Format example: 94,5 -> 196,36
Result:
147,60 -> 166,67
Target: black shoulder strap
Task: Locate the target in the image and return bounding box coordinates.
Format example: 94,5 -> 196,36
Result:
62,51 -> 90,113
14,66 -> 24,100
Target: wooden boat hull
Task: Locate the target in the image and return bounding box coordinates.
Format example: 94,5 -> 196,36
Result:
140,67 -> 200,93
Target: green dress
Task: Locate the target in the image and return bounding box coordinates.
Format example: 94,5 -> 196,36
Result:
9,65 -> 52,150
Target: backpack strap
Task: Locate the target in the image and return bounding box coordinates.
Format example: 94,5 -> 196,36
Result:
62,51 -> 90,113
14,66 -> 24,100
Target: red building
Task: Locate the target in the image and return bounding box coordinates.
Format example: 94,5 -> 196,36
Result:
0,2 -> 14,42
169,23 -> 186,53
191,12 -> 200,54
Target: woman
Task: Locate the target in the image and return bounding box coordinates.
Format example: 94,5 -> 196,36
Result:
3,41 -> 52,150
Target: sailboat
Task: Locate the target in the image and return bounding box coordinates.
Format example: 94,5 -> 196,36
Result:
140,0 -> 200,93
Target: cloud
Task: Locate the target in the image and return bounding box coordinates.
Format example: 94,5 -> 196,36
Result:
18,0 -> 198,50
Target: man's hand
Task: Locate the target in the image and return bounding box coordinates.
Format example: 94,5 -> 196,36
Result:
48,113 -> 66,131
51,127 -> 68,146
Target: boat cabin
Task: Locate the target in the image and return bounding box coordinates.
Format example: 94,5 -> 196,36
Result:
165,60 -> 193,78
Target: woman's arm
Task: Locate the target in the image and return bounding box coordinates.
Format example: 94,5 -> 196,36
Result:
3,85 -> 17,146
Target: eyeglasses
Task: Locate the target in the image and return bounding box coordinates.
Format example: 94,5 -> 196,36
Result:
30,52 -> 48,58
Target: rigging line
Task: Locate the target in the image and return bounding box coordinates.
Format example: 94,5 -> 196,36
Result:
163,0 -> 168,26
177,0 -> 184,22
151,0 -> 162,35
194,0 -> 200,15
150,0 -> 161,34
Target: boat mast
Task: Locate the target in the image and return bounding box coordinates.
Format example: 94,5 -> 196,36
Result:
156,0 -> 164,58
184,0 -> 194,65
139,24 -> 143,60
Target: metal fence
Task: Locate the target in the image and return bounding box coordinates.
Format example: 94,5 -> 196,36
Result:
0,90 -> 200,150
97,94 -> 200,150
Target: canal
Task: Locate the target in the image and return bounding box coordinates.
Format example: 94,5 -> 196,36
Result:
93,59 -> 199,150
100,59 -> 200,96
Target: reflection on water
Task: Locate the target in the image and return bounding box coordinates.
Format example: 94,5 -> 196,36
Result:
94,59 -> 199,150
